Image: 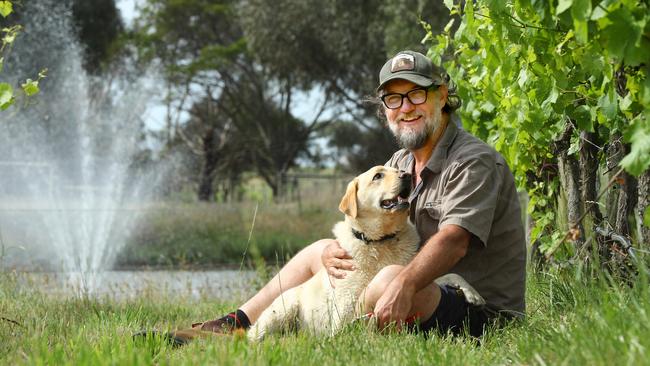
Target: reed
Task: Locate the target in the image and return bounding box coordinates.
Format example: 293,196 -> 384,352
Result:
118,202 -> 340,268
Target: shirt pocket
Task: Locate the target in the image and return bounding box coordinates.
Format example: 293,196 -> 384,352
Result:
415,201 -> 443,245
423,200 -> 443,221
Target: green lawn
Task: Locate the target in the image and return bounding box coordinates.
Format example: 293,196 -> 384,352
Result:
1,268 -> 649,365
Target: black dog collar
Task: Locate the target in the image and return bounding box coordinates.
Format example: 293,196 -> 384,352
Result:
351,229 -> 397,245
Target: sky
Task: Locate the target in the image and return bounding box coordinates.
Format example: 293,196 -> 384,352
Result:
116,0 -> 138,26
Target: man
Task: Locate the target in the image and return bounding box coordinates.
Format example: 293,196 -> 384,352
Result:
199,50 -> 526,337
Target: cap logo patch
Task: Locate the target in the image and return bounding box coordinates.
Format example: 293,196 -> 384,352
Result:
390,54 -> 415,73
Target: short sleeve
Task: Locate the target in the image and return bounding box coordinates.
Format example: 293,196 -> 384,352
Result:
438,156 -> 502,246
385,155 -> 396,168
385,149 -> 409,170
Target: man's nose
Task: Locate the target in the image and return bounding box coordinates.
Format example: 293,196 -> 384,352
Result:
400,97 -> 415,112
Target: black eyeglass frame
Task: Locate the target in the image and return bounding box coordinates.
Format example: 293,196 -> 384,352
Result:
380,84 -> 439,109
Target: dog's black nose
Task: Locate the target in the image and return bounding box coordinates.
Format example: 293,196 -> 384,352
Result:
398,171 -> 412,197
399,171 -> 411,181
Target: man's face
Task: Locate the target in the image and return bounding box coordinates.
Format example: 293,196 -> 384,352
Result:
382,79 -> 446,150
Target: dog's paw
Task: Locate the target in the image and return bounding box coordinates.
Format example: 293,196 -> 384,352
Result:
435,273 -> 486,306
458,285 -> 486,306
247,325 -> 264,342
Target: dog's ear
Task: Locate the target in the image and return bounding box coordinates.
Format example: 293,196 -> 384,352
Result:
339,178 -> 358,218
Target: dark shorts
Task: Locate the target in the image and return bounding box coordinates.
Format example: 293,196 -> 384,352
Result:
414,285 -> 498,338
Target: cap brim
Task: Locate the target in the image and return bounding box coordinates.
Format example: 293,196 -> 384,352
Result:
376,73 -> 440,92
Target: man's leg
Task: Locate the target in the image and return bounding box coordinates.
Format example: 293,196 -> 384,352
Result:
200,239 -> 331,332
361,265 -> 490,336
361,265 -> 441,325
240,239 -> 330,322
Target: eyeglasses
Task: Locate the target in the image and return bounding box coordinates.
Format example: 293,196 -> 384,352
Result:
380,85 -> 437,109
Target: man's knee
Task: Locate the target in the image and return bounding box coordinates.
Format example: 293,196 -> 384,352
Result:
305,239 -> 335,274
373,264 -> 405,284
358,265 -> 405,312
365,265 -> 404,296
309,239 -> 332,254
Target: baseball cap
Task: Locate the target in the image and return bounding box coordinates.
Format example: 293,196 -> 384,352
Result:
377,50 -> 447,92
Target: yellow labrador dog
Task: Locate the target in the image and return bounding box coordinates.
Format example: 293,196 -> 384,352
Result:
248,166 -> 484,341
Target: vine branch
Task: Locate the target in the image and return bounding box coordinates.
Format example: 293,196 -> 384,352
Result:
545,166 -> 626,258
475,12 -> 564,33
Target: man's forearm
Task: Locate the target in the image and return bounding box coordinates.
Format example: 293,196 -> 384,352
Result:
394,224 -> 470,292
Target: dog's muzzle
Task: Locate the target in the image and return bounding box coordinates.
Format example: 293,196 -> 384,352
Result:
394,171 -> 412,210
398,171 -> 412,198
379,171 -> 412,210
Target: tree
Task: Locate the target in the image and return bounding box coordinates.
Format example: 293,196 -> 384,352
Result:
134,0 -> 326,200
428,0 -> 650,269
178,94 -> 238,201
71,0 -> 123,75
133,0 -> 247,201
217,75 -> 313,196
237,0 -> 454,171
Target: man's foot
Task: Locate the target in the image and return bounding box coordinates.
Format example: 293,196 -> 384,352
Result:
199,309 -> 251,334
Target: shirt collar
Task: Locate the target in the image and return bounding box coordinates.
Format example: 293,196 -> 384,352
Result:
425,119 -> 458,174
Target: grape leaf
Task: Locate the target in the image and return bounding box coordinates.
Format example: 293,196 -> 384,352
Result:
557,0 -> 573,15
0,1 -> 12,18
0,82 -> 14,110
620,115 -> 650,175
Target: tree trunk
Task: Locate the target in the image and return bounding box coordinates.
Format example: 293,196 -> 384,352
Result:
603,133 -> 639,274
257,170 -> 279,200
269,181 -> 279,199
606,137 -> 638,237
605,135 -> 620,224
638,170 -> 650,246
615,170 -> 637,237
278,171 -> 288,201
604,133 -> 624,262
555,123 -> 584,244
197,127 -> 219,201
579,130 -> 603,252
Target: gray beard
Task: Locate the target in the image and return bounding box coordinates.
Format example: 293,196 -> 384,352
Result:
389,113 -> 440,150
394,128 -> 430,150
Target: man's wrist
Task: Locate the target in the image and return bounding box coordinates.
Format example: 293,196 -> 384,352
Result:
393,270 -> 416,295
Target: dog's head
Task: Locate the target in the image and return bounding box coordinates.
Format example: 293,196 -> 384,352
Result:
338,166 -> 412,233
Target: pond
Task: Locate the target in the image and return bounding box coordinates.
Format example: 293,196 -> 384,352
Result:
14,270 -> 258,302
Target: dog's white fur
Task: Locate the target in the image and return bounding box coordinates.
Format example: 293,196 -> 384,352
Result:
248,166 -> 484,341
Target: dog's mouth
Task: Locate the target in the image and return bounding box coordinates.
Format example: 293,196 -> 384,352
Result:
380,196 -> 409,210
379,173 -> 412,211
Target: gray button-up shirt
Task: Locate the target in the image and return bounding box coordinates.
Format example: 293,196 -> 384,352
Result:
386,121 -> 526,314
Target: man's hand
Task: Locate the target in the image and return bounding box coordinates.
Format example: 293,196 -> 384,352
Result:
372,276 -> 415,331
321,239 -> 355,286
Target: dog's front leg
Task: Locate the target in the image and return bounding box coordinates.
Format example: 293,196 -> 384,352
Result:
435,273 -> 486,306
247,287 -> 301,342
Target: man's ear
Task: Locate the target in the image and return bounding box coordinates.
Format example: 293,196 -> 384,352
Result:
339,178 -> 358,218
437,84 -> 449,106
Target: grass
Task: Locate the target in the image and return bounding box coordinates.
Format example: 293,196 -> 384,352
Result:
2,266 -> 649,365
118,202 -> 340,268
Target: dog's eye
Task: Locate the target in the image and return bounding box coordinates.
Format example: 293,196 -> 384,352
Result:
372,173 -> 383,181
